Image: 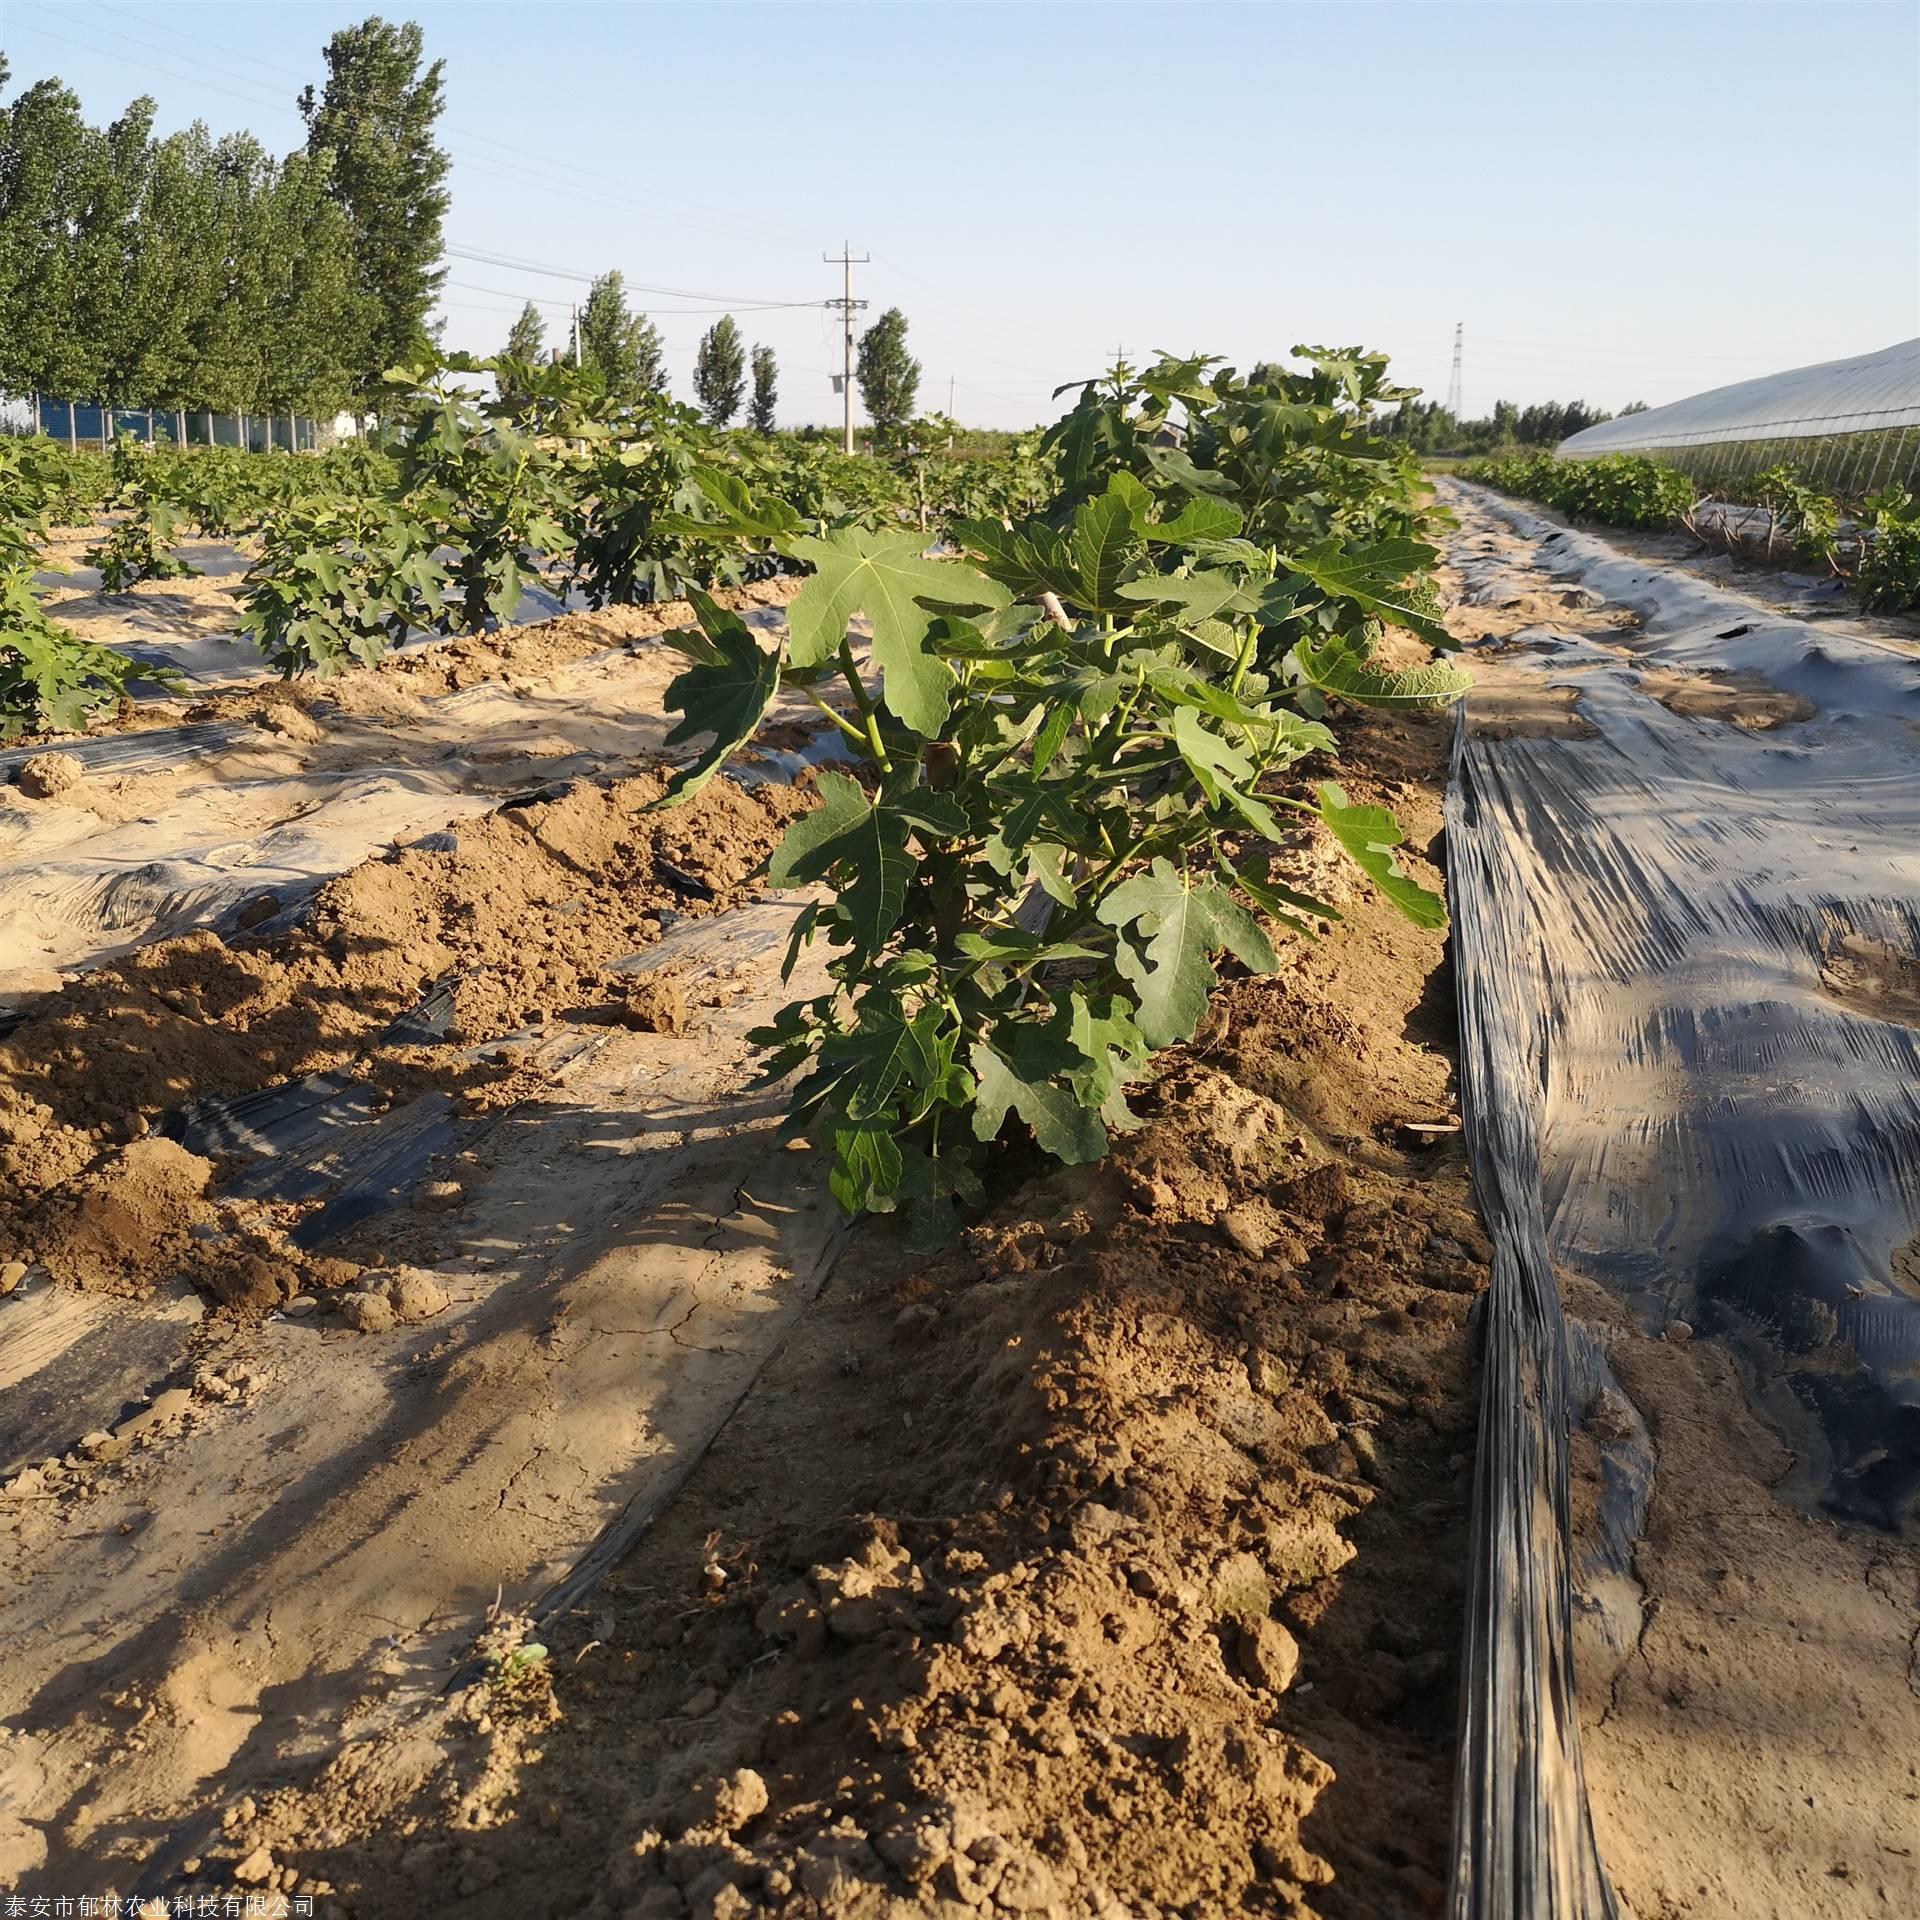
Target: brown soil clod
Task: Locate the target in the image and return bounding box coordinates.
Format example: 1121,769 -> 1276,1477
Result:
1819,930 -> 1920,1027
0,766 -> 808,1307
619,975 -> 688,1034
14,751 -> 83,800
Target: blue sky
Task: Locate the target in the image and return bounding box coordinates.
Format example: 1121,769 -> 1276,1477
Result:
4,1 -> 1916,428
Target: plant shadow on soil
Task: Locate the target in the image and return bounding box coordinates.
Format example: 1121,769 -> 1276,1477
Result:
11,1079 -> 839,1889
185,705 -> 1490,1920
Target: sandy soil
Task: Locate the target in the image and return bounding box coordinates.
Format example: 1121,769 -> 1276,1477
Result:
141,696 -> 1485,1920
1449,492 -> 1920,652
28,522 -> 806,725
0,768 -> 811,1289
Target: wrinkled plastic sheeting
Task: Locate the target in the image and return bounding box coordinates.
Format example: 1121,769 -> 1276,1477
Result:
1443,486 -> 1920,1918
1444,719 -> 1621,1920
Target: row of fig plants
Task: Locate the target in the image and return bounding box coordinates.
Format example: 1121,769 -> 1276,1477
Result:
4,362 -> 1058,728
1459,450 -> 1694,530
1460,449 -> 1920,610
234,354 -> 1058,676
2,433 -> 381,733
651,350 -> 1472,1243
0,438 -> 141,738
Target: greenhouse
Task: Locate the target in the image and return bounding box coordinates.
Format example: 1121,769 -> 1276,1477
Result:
1558,335 -> 1920,495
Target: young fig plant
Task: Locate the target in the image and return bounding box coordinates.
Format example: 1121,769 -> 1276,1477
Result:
655,352 -> 1468,1244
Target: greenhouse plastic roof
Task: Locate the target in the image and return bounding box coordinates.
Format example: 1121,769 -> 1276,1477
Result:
1559,337 -> 1920,454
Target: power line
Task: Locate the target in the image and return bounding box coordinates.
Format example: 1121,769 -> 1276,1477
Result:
5,13 -> 1037,425
88,0 -> 765,241
447,278 -> 815,317
14,4 -> 762,248
94,1 -> 315,86
446,245 -> 815,312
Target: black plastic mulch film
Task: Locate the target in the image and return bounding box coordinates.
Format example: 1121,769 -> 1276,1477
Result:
1440,486 -> 1920,1917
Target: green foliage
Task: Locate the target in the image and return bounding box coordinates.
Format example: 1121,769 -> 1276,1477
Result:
564,397 -> 753,607
1749,464 -> 1840,563
0,27 -> 417,420
749,344 -> 778,435
236,353 -> 575,675
1858,489 -> 1920,612
0,566 -> 143,737
299,16 -> 450,396
579,271 -> 664,404
656,349 -> 1468,1243
86,500 -> 197,592
694,316 -> 747,427
85,439 -> 200,591
387,358 -> 570,634
237,495 -> 446,677
1463,450 -> 1695,530
1042,349 -> 1437,565
856,308 -> 921,443
1384,395 -> 1620,456
0,437 -> 70,569
503,301 -> 546,367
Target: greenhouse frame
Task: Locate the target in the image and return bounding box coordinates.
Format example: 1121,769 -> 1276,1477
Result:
1558,336 -> 1920,497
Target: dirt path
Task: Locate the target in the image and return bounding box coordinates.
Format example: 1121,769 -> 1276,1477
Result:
1441,480 -> 1920,1920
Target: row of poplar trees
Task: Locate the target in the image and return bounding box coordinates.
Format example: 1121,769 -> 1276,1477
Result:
503,286 -> 921,438
0,19 -> 449,421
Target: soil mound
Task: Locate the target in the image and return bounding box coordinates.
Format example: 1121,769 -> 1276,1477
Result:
0,767 -> 809,1304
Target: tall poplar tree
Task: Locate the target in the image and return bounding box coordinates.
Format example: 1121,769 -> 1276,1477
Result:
693,315 -> 745,427
749,344 -> 778,433
299,16 -> 450,391
579,270 -> 663,403
0,69 -> 93,399
258,149 -> 366,421
504,301 -> 545,364
856,307 -> 920,441
68,97 -> 158,408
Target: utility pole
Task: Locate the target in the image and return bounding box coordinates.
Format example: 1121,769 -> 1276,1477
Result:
823,242 -> 869,454
571,304 -> 581,367
1446,321 -> 1464,419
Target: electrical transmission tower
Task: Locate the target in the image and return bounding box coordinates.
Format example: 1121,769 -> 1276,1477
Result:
1445,322 -> 1464,418
823,243 -> 870,454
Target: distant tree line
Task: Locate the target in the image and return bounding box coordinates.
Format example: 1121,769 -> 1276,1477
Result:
504,285 -> 788,433
1379,395 -> 1649,455
0,17 -> 449,421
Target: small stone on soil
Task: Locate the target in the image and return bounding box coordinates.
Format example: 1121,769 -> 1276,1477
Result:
1217,1205 -> 1273,1257
256,703 -> 326,743
369,1266 -> 452,1323
684,1767 -> 768,1835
